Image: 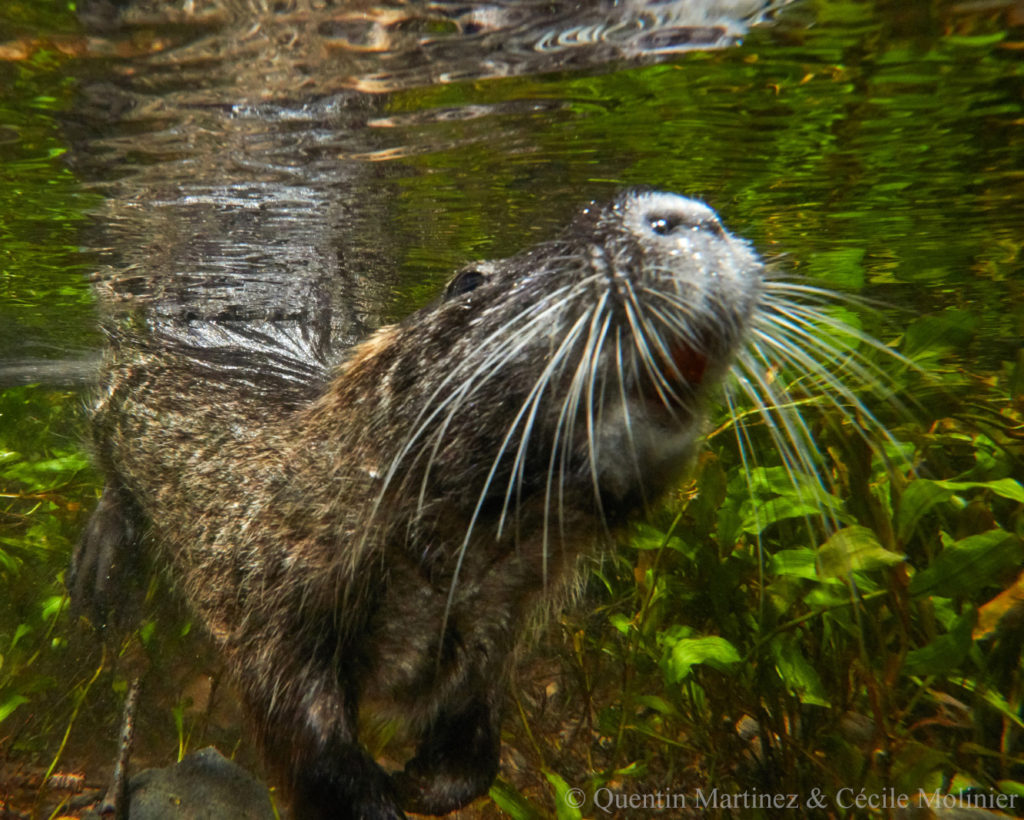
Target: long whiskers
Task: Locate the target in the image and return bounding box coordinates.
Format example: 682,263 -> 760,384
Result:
436,300 -> 601,653
717,279 -> 915,545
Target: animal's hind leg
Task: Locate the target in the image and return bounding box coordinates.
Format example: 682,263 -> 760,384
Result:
395,685 -> 502,814
246,657 -> 408,820
68,480 -> 146,633
282,728 -> 408,820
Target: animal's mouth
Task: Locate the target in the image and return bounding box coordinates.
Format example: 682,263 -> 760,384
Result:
667,341 -> 708,387
630,339 -> 710,417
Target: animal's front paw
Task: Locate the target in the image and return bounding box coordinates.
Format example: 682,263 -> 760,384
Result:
68,482 -> 145,633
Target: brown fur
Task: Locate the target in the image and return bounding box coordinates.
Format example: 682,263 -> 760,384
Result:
71,190 -> 763,818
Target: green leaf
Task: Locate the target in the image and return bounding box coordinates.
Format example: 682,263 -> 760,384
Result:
545,771 -> 584,820
804,586 -> 852,608
904,611 -> 975,676
11,452 -> 89,474
2,450 -> 91,490
740,466 -> 829,499
997,781 -> 1024,800
0,694 -> 29,724
770,549 -> 820,581
742,497 -> 842,535
609,613 -> 632,635
817,526 -> 904,580
807,249 -> 866,291
628,522 -> 692,555
903,309 -> 978,357
945,32 -> 1007,47
770,635 -> 831,707
909,530 -> 1022,598
897,480 -> 955,542
0,547 -> 23,575
734,467 -> 849,534
933,477 -> 1024,504
634,694 -> 675,715
891,741 -> 951,796
972,688 -> 1024,732
138,619 -> 156,647
489,779 -> 543,820
662,635 -> 741,684
9,623 -> 31,651
960,434 -> 1013,480
41,594 -> 64,622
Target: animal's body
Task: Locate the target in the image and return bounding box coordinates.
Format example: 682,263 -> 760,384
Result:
71,190 -> 764,817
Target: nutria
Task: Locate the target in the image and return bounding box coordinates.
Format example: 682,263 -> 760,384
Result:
71,190 -> 764,818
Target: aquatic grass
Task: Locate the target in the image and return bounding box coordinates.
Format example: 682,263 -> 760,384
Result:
0,386 -> 104,810
490,306 -> 1024,816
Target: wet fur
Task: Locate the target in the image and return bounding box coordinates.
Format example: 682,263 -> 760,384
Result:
71,191 -> 765,817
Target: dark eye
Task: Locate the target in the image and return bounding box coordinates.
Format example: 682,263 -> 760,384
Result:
649,213 -> 684,235
648,212 -> 725,238
444,269 -> 488,300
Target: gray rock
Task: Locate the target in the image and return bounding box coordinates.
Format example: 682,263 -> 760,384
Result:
124,748 -> 274,820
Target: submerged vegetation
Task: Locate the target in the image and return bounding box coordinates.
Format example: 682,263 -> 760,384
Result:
1,280 -> 1019,818
0,386 -> 98,815
490,305 -> 1024,816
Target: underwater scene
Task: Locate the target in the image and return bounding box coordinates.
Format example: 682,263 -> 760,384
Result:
1,0 -> 1023,817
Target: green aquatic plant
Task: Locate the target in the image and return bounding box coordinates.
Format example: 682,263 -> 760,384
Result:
0,386 -> 100,809
490,309 -> 1023,816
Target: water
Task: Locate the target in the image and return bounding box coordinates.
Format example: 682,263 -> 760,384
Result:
0,0 -> 1022,816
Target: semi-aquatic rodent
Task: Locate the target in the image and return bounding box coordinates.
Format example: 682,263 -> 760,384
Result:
71,190 -> 763,818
